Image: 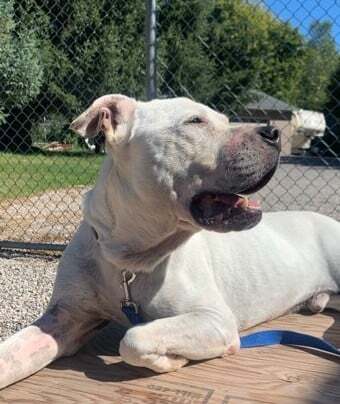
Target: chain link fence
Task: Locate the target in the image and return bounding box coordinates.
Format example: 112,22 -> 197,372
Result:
0,0 -> 339,249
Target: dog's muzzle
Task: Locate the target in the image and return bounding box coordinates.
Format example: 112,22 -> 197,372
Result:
190,166 -> 277,232
189,125 -> 280,233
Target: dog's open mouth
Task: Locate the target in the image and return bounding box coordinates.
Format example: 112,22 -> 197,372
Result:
190,192 -> 261,230
190,167 -> 277,232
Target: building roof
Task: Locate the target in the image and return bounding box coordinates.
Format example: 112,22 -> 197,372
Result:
236,90 -> 296,121
245,90 -> 296,112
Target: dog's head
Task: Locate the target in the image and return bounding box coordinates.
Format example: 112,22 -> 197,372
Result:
71,95 -> 280,234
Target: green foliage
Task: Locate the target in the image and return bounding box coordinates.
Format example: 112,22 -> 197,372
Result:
300,21 -> 339,111
0,0 -> 339,153
157,0 -> 319,113
0,0 -> 44,109
0,151 -> 103,199
0,0 -> 46,151
158,1 -> 217,104
208,0 -> 307,110
31,113 -> 69,143
316,64 -> 340,156
29,0 -> 146,115
1,0 -> 146,150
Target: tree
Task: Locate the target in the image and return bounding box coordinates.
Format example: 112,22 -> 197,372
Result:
1,0 -> 146,151
314,63 -> 340,157
157,0 -> 310,115
1,0 -> 338,153
0,0 -> 44,152
299,21 -> 338,111
157,1 -> 217,104
30,0 -> 146,112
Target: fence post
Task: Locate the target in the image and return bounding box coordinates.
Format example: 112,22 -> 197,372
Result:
146,0 -> 157,100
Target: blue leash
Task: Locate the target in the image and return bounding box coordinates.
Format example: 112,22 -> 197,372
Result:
122,305 -> 340,356
239,329 -> 340,355
121,305 -> 144,326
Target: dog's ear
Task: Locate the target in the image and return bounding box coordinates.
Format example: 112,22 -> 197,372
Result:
70,94 -> 137,145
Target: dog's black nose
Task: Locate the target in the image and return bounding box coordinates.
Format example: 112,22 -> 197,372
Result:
257,125 -> 281,148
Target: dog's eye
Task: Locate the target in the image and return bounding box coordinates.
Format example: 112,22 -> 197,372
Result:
185,116 -> 204,125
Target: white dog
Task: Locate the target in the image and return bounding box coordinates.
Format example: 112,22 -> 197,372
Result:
1,95 -> 339,389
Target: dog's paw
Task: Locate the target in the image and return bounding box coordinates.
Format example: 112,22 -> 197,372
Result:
124,351 -> 188,373
119,327 -> 188,373
307,292 -> 330,313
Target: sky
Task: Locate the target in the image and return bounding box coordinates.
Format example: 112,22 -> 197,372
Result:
260,0 -> 340,47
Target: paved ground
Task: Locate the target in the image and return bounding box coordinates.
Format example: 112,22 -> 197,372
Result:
0,161 -> 339,340
257,162 -> 340,220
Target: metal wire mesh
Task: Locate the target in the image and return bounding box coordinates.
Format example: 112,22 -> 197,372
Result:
0,0 -> 339,247
0,0 -> 146,245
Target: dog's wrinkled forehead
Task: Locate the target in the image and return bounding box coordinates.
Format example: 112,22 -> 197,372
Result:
136,97 -> 229,131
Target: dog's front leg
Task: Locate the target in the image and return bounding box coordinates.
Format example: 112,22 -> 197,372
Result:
119,308 -> 239,373
0,304 -> 101,390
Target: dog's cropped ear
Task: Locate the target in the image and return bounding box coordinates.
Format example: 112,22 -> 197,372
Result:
70,94 -> 137,145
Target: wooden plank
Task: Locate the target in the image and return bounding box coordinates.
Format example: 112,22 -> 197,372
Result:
1,310 -> 340,403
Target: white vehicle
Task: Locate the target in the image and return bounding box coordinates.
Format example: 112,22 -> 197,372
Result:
291,110 -> 326,154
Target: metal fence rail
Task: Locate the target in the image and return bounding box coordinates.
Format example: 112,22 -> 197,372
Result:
0,0 -> 339,249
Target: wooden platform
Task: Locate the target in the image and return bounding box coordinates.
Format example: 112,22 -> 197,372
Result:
1,310 -> 340,403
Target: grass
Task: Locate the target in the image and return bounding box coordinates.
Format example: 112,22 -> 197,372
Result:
0,151 -> 104,200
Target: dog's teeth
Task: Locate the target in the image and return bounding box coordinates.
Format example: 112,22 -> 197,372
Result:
235,196 -> 249,209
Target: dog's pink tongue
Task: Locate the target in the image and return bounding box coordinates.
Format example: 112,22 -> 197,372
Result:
248,199 -> 260,209
234,196 -> 261,210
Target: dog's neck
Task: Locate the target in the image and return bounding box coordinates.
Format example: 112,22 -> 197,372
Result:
83,156 -> 194,272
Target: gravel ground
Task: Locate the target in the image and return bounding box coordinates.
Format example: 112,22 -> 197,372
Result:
0,250 -> 59,341
0,161 -> 339,340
